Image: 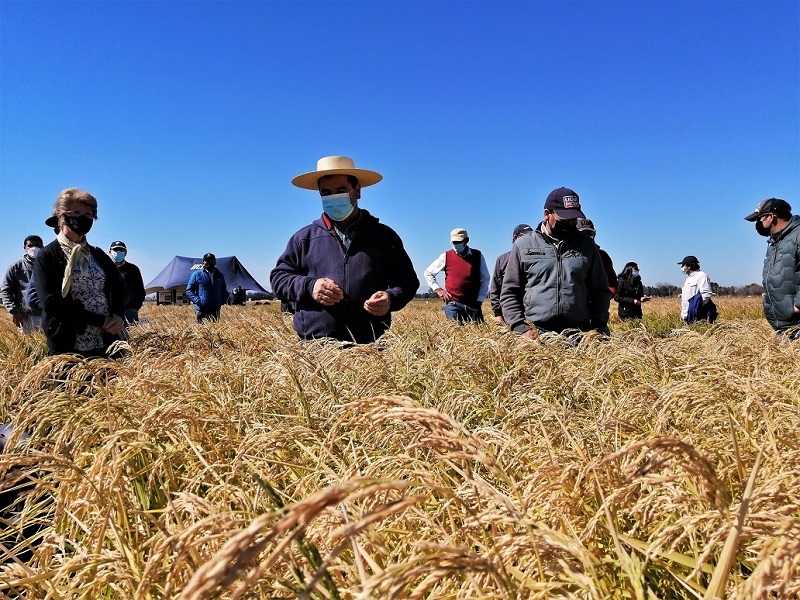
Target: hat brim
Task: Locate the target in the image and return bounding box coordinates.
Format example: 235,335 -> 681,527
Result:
291,168 -> 383,191
743,211 -> 761,222
553,208 -> 586,220
45,215 -> 58,227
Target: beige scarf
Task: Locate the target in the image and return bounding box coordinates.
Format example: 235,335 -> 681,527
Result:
58,231 -> 91,298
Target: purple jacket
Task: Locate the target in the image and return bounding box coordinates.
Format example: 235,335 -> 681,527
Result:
270,210 -> 419,343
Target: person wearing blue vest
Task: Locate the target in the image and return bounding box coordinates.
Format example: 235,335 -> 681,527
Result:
424,228 -> 490,324
186,253 -> 227,323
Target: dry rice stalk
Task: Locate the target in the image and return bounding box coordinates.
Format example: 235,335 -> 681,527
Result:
179,479 -> 412,600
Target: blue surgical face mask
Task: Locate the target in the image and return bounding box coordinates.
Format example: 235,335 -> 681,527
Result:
632,270 -> 640,278
452,243 -> 466,254
111,250 -> 126,262
321,192 -> 355,222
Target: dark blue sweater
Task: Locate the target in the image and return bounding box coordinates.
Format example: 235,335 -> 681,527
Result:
270,210 -> 419,343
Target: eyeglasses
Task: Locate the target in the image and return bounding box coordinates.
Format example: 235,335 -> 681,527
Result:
62,209 -> 94,218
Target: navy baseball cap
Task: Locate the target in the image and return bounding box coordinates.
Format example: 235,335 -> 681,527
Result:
545,187 -> 585,220
513,224 -> 532,237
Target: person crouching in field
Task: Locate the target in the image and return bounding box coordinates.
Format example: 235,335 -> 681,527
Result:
744,198 -> 800,339
270,156 -> 419,344
35,188 -> 125,358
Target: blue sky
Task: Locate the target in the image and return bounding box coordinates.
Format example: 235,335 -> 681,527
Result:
1,1 -> 798,292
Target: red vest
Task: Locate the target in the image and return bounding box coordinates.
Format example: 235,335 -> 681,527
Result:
444,249 -> 482,304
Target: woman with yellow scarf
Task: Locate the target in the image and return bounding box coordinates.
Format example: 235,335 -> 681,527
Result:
34,188 -> 125,357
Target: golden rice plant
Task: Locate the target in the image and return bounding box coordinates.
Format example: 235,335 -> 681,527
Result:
0,296 -> 797,599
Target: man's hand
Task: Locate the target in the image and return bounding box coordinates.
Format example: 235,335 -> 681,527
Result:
313,278 -> 344,306
103,314 -> 125,336
521,328 -> 540,342
11,312 -> 26,327
364,291 -> 390,316
435,288 -> 453,302
492,315 -> 505,325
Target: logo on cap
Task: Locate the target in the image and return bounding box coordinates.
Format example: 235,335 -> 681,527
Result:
563,196 -> 580,209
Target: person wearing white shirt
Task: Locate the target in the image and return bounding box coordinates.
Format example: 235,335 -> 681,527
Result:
678,255 -> 714,323
424,228 -> 490,324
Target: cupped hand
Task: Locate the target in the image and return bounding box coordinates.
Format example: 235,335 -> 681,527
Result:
364,291 -> 390,316
313,278 -> 344,306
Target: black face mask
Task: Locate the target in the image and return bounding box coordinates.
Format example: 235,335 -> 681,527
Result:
551,221 -> 577,239
65,215 -> 93,236
755,220 -> 771,237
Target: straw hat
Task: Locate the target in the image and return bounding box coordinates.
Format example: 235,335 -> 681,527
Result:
291,156 -> 383,190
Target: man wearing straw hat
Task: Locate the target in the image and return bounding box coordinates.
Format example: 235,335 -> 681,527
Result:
271,156 -> 419,344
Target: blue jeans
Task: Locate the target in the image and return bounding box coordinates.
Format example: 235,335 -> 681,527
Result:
443,301 -> 484,324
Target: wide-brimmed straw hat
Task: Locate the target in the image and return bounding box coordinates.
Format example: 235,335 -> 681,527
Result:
291,156 -> 383,190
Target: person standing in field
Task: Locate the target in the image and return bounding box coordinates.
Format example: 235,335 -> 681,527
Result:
270,156 -> 419,344
576,218 -> 618,296
743,198 -> 800,339
35,188 -> 125,357
186,253 -> 227,323
678,255 -> 716,324
488,224 -> 532,324
424,228 -> 490,324
1,235 -> 44,333
501,187 -> 611,341
109,240 -> 146,325
614,261 -> 651,320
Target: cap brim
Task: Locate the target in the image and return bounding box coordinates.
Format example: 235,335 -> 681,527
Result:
291,168 -> 383,191
45,215 -> 58,227
743,211 -> 761,222
553,208 -> 586,220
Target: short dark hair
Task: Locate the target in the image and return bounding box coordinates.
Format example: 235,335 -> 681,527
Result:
24,235 -> 43,247
317,174 -> 359,190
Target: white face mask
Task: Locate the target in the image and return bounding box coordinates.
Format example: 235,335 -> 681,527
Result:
26,247 -> 41,259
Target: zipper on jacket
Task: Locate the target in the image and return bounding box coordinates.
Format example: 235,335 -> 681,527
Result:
556,240 -> 563,316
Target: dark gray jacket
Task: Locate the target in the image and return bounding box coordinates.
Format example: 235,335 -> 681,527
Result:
763,214 -> 800,332
500,225 -> 610,333
489,251 -> 510,317
1,256 -> 40,316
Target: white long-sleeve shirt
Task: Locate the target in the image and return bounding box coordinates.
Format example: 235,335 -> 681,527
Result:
424,247 -> 490,302
680,269 -> 713,319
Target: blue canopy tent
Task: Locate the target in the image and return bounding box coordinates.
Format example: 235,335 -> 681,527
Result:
145,256 -> 270,303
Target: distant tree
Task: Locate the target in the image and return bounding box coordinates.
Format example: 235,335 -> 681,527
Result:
647,283 -> 679,297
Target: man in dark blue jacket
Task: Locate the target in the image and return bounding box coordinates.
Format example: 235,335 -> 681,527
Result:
186,253 -> 227,323
271,156 -> 419,344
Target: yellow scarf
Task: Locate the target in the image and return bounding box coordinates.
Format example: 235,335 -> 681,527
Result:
58,231 -> 91,298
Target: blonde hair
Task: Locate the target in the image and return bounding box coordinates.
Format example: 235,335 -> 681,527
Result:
53,187 -> 98,219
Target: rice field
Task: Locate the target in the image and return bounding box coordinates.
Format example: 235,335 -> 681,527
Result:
1,296 -> 798,599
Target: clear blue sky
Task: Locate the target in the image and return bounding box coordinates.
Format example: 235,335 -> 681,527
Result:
1,1 -> 798,291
